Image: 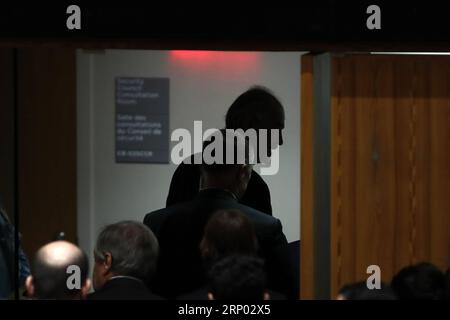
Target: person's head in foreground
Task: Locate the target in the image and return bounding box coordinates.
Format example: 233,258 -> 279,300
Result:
92,220 -> 159,291
391,262 -> 446,300
200,209 -> 258,267
207,255 -> 270,300
225,86 -> 285,156
337,281 -> 397,300
200,129 -> 255,200
25,240 -> 90,300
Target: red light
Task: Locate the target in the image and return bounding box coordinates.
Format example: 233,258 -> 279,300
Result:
170,50 -> 260,76
171,50 -> 217,59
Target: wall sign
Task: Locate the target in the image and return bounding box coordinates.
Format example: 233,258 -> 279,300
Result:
115,77 -> 169,163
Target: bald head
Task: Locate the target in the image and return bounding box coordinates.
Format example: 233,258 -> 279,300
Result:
27,241 -> 89,299
36,241 -> 83,267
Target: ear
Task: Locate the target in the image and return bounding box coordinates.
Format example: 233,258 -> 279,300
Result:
199,175 -> 204,189
25,275 -> 35,298
103,253 -> 113,275
238,165 -> 251,180
207,292 -> 215,300
80,279 -> 92,299
263,292 -> 270,300
199,238 -> 209,258
245,164 -> 253,176
245,165 -> 253,183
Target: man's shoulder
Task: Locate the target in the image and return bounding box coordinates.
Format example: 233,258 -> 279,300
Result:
143,208 -> 166,226
234,202 -> 280,227
143,201 -> 196,229
235,204 -> 287,246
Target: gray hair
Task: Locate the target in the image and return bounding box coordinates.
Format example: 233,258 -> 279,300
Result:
94,221 -> 159,281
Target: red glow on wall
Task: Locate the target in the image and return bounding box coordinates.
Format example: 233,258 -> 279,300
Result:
171,50 -> 219,59
170,50 -> 260,76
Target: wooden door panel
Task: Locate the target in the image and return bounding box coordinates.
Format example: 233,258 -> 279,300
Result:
17,48 -> 76,258
330,55 -> 450,297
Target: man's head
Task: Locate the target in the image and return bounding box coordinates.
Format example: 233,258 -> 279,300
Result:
200,209 -> 258,264
92,221 -> 159,291
25,241 -> 90,300
391,262 -> 446,300
200,129 -> 254,199
225,86 -> 285,155
207,255 -> 269,300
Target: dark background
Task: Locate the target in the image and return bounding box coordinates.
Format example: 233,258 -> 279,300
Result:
1,1 -> 450,51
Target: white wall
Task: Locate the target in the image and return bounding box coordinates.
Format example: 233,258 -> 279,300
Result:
77,49 -> 303,260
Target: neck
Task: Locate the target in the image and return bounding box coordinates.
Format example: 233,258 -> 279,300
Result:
201,177 -> 237,195
201,184 -> 239,201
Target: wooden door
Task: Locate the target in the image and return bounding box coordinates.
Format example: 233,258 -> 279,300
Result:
301,53 -> 450,299
17,48 -> 77,258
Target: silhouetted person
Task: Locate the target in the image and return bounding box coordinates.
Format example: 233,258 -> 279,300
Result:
88,221 -> 162,300
391,262 -> 446,300
25,241 -> 90,300
207,255 -> 270,300
200,209 -> 258,268
145,130 -> 294,299
178,210 -> 285,300
337,281 -> 397,300
166,86 -> 285,215
0,202 -> 31,299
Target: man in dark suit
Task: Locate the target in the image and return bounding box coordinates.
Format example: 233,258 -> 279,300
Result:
88,221 -> 162,300
144,130 -> 294,299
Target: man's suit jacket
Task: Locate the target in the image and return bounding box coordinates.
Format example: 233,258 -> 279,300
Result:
166,154 -> 273,215
144,188 -> 294,299
87,277 -> 163,300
